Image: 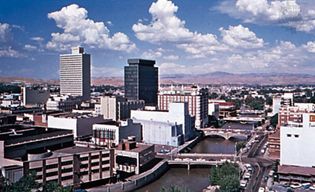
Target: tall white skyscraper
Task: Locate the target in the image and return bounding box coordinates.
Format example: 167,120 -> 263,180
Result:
60,47 -> 91,100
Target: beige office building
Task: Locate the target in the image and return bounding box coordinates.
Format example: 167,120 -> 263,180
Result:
60,47 -> 90,100
100,95 -> 145,121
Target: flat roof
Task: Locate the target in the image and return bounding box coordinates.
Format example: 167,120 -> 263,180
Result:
53,146 -> 98,155
117,143 -> 153,153
278,165 -> 315,177
50,112 -> 99,119
3,126 -> 72,145
0,157 -> 23,168
127,59 -> 155,66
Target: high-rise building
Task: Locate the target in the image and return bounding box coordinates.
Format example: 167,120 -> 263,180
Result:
124,59 -> 158,106
158,86 -> 209,128
60,47 -> 91,100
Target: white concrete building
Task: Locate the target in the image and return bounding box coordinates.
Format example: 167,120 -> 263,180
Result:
272,96 -> 282,115
280,113 -> 315,167
100,95 -> 144,121
48,112 -> 104,138
92,119 -> 142,147
22,86 -> 50,106
60,47 -> 91,100
131,102 -> 193,146
158,87 -> 208,128
208,103 -> 219,118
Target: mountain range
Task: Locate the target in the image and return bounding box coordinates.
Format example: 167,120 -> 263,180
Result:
1,72 -> 315,86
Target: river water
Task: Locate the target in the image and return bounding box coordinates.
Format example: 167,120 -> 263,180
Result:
136,168 -> 210,192
137,137 -> 242,192
190,136 -> 238,154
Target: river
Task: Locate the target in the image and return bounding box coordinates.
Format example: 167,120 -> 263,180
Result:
190,136 -> 239,154
136,168 -> 210,192
137,136 -> 244,192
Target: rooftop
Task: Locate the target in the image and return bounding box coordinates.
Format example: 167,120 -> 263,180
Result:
127,59 -> 155,66
53,146 -> 98,155
278,165 -> 315,176
116,142 -> 153,153
50,112 -> 99,119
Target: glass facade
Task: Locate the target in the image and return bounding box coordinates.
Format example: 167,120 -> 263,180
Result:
124,59 -> 158,106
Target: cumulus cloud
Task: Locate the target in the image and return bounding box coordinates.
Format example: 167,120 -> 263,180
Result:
0,23 -> 10,42
133,0 -> 225,56
47,4 -> 136,52
220,25 -> 264,49
303,41 -> 315,53
141,48 -> 164,59
133,0 -> 264,57
0,47 -> 23,58
158,40 -> 315,75
217,0 -> 315,33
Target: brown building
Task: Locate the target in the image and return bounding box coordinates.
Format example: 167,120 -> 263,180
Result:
115,139 -> 155,175
158,87 -> 208,128
24,146 -> 114,188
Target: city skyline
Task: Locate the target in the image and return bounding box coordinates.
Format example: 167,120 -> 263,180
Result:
1,0 -> 315,79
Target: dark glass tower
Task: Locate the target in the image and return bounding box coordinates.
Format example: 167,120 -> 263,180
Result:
124,59 -> 158,106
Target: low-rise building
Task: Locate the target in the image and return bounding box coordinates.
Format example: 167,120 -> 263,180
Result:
0,141 -> 23,183
24,146 -> 114,188
92,119 -> 142,147
131,103 -> 193,146
100,95 -> 144,121
208,103 -> 219,119
21,86 -> 50,107
115,139 -> 154,175
46,95 -> 81,112
48,112 -> 105,139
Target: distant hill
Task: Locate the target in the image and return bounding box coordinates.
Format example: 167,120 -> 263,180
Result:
160,72 -> 315,85
1,72 -> 315,86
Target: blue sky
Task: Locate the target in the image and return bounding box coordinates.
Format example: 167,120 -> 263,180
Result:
0,0 -> 315,79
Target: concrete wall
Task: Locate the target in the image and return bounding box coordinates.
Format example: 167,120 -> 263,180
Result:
94,160 -> 169,192
22,87 -> 50,106
131,103 -> 192,140
48,115 -> 104,138
280,113 -> 315,167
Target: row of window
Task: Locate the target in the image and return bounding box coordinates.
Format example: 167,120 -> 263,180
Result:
287,134 -> 299,138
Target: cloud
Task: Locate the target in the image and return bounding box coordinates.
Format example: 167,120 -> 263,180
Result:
303,41 -> 315,53
141,48 -> 164,59
47,4 -> 136,52
158,40 -> 315,75
217,0 -> 315,33
31,37 -> 44,42
163,54 -> 179,61
24,44 -> 37,51
0,23 -> 10,42
0,47 -> 23,58
133,0 -> 224,57
220,25 -> 264,49
133,0 -> 264,58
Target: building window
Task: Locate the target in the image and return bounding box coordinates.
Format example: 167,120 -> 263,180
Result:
294,135 -> 299,138
287,134 -> 292,137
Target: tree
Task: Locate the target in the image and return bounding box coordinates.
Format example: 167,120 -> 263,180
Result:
270,114 -> 278,127
236,141 -> 246,152
3,172 -> 72,192
209,162 -> 240,192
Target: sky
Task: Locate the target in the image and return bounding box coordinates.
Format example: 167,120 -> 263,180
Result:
1,0 -> 315,79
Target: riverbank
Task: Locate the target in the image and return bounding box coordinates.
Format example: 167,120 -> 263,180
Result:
87,159 -> 169,192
